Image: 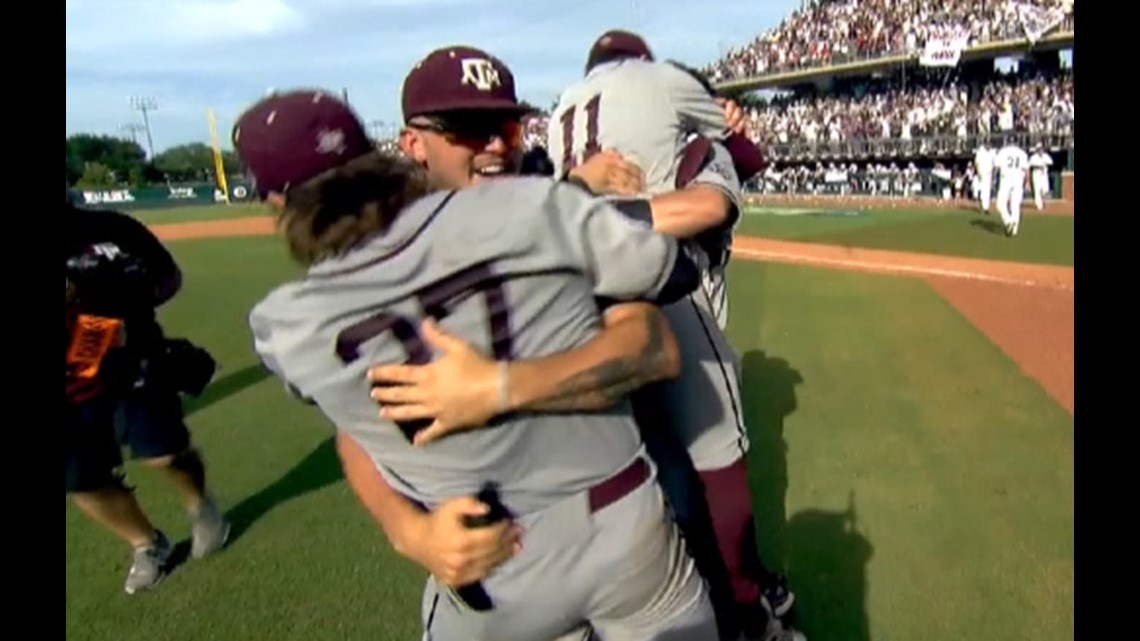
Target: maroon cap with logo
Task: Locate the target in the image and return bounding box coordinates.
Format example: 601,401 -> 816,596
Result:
401,46 -> 528,121
586,30 -> 654,72
232,89 -> 373,198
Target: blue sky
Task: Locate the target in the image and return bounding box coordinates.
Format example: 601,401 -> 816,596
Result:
66,0 -> 798,155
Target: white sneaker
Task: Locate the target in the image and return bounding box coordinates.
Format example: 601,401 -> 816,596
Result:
740,618 -> 807,641
190,492 -> 231,559
124,530 -> 172,594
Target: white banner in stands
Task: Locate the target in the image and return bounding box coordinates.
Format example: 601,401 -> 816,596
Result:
919,34 -> 970,67
1014,2 -> 1067,43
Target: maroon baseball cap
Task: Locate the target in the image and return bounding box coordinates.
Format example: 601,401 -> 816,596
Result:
401,46 -> 528,121
232,89 -> 373,198
586,30 -> 654,72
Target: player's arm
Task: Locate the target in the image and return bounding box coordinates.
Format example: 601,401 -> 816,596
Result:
564,186 -> 700,305
368,185 -> 697,443
645,139 -> 743,239
335,430 -> 520,586
369,301 -> 679,443
505,301 -> 678,411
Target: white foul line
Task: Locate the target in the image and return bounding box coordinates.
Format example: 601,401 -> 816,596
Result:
730,246 -> 1074,291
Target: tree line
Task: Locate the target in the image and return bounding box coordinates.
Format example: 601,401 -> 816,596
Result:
66,99 -> 552,190
66,134 -> 246,189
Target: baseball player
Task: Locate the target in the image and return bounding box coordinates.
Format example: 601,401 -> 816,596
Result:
973,141 -> 996,212
235,59 -> 719,641
994,138 -> 1030,236
376,30 -> 798,641
553,31 -> 805,641
1028,144 -> 1053,210
545,31 -> 803,641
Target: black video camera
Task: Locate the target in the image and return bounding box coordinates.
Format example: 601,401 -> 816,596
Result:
146,338 -> 217,397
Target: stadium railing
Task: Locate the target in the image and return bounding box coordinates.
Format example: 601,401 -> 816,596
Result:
745,166 -> 1065,200
763,132 -> 1074,164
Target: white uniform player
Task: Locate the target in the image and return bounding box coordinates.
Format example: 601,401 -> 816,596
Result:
994,141 -> 1029,236
974,142 -> 996,212
1029,146 -> 1053,210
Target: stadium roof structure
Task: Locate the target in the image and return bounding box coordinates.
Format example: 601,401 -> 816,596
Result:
713,30 -> 1074,93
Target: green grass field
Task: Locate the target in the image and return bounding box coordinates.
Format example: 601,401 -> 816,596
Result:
129,203 -> 272,225
737,205 -> 1075,266
124,201 -> 1075,268
65,234 -> 1074,641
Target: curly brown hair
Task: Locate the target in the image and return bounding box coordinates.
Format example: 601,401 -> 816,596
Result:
279,151 -> 431,266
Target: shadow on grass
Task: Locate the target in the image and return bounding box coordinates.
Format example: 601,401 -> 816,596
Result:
163,438 -> 342,576
224,437 -> 343,543
741,350 -> 873,640
183,364 -> 270,417
784,498 -> 874,641
955,203 -> 988,214
969,218 -> 1007,236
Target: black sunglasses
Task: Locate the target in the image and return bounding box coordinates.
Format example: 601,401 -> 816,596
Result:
408,113 -> 522,147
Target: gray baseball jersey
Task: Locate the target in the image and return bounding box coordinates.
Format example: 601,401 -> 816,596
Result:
657,145 -> 749,471
683,139 -> 742,331
595,146 -> 747,472
548,58 -> 729,196
250,177 -> 718,640
250,177 -> 681,516
549,59 -> 740,328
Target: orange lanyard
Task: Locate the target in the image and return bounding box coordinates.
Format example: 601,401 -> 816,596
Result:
66,314 -> 123,380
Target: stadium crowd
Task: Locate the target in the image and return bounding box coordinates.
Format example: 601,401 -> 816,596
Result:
522,114 -> 551,150
704,0 -> 1074,82
744,69 -> 1073,146
372,68 -> 1072,165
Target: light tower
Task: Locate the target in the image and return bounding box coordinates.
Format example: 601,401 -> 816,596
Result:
120,122 -> 145,146
129,96 -> 158,158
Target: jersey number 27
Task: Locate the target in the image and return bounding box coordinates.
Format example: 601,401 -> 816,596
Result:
334,263 -> 514,441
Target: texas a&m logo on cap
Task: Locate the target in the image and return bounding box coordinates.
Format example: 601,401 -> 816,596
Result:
460,58 -> 502,92
315,128 -> 348,155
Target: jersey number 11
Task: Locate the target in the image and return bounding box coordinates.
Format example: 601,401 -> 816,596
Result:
559,94 -> 602,171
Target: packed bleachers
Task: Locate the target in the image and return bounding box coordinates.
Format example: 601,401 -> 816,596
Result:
704,0 -> 1074,83
369,0 -> 1074,201
522,114 -> 550,151
746,68 -> 1073,148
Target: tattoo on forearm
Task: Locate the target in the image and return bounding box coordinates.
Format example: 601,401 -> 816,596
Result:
529,312 -> 668,412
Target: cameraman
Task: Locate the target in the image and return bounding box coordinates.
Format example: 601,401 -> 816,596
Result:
65,196 -> 230,595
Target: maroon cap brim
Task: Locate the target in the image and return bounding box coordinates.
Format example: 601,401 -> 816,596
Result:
411,98 -> 531,119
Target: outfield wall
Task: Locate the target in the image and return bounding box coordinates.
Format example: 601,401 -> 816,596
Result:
71,181 -> 256,211
70,170 -> 1074,212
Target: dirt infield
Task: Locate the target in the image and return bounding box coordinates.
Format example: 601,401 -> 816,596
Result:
150,215 -> 1073,416
927,277 -> 1074,415
150,216 -> 275,240
746,194 -> 1075,216
731,237 -> 1074,290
